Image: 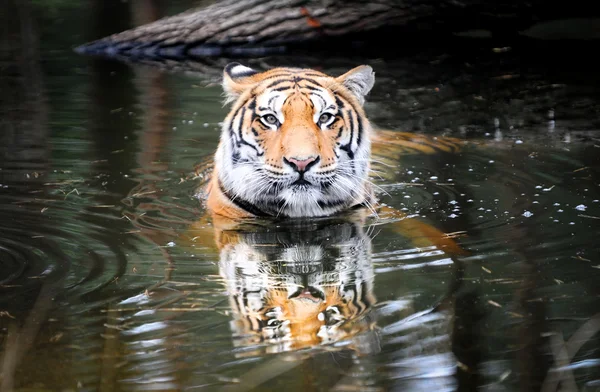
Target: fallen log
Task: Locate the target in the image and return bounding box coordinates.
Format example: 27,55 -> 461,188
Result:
75,0 -> 600,59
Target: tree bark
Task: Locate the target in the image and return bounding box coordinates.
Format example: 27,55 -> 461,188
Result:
75,0 -> 600,59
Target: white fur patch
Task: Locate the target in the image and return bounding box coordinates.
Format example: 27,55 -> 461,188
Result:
228,64 -> 256,79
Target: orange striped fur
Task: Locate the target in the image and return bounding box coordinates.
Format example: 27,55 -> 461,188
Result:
206,63 -> 375,219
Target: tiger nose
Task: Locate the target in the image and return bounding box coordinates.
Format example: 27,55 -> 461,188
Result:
283,156 -> 320,173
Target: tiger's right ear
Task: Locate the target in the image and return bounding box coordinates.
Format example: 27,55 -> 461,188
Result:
223,63 -> 259,103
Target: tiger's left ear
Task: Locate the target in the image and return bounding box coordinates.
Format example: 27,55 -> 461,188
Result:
335,65 -> 375,105
222,63 -> 259,103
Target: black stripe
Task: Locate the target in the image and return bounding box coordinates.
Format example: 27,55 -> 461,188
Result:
311,92 -> 327,111
272,85 -> 293,92
351,201 -> 370,210
247,97 -> 256,111
301,72 -> 326,78
236,106 -> 264,156
302,85 -> 321,92
351,285 -> 364,314
317,199 -> 347,209
293,76 -> 322,85
218,179 -> 270,217
265,79 -> 292,90
239,138 -> 263,156
267,94 -> 279,107
236,106 -> 246,137
348,109 -> 357,149
231,150 -> 241,164
356,114 -> 364,149
339,109 -> 356,162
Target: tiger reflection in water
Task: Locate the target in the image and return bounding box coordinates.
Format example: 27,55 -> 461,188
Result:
214,217 -> 379,354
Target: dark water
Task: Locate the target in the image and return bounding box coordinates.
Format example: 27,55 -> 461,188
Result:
1,1 -> 600,391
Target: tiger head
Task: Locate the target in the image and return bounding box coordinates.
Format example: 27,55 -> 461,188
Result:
215,64 -> 375,218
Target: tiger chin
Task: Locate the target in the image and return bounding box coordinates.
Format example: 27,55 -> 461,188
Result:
205,63 -> 376,219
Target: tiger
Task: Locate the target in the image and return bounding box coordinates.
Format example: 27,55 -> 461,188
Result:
200,63 -> 466,255
124,63 -> 467,357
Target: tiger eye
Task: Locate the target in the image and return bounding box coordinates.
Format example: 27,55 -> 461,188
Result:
319,113 -> 333,125
262,114 -> 278,125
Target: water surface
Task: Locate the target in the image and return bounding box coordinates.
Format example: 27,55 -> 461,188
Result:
1,2 -> 599,391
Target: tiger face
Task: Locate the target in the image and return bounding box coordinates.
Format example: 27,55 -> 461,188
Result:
214,64 -> 375,218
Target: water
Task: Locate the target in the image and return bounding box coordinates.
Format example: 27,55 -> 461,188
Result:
1,1 -> 600,391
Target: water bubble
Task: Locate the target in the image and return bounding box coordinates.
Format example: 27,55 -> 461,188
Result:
515,140 -> 523,144
448,214 -> 459,219
522,211 -> 534,217
575,204 -> 587,211
166,241 -> 176,247
430,176 -> 438,180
